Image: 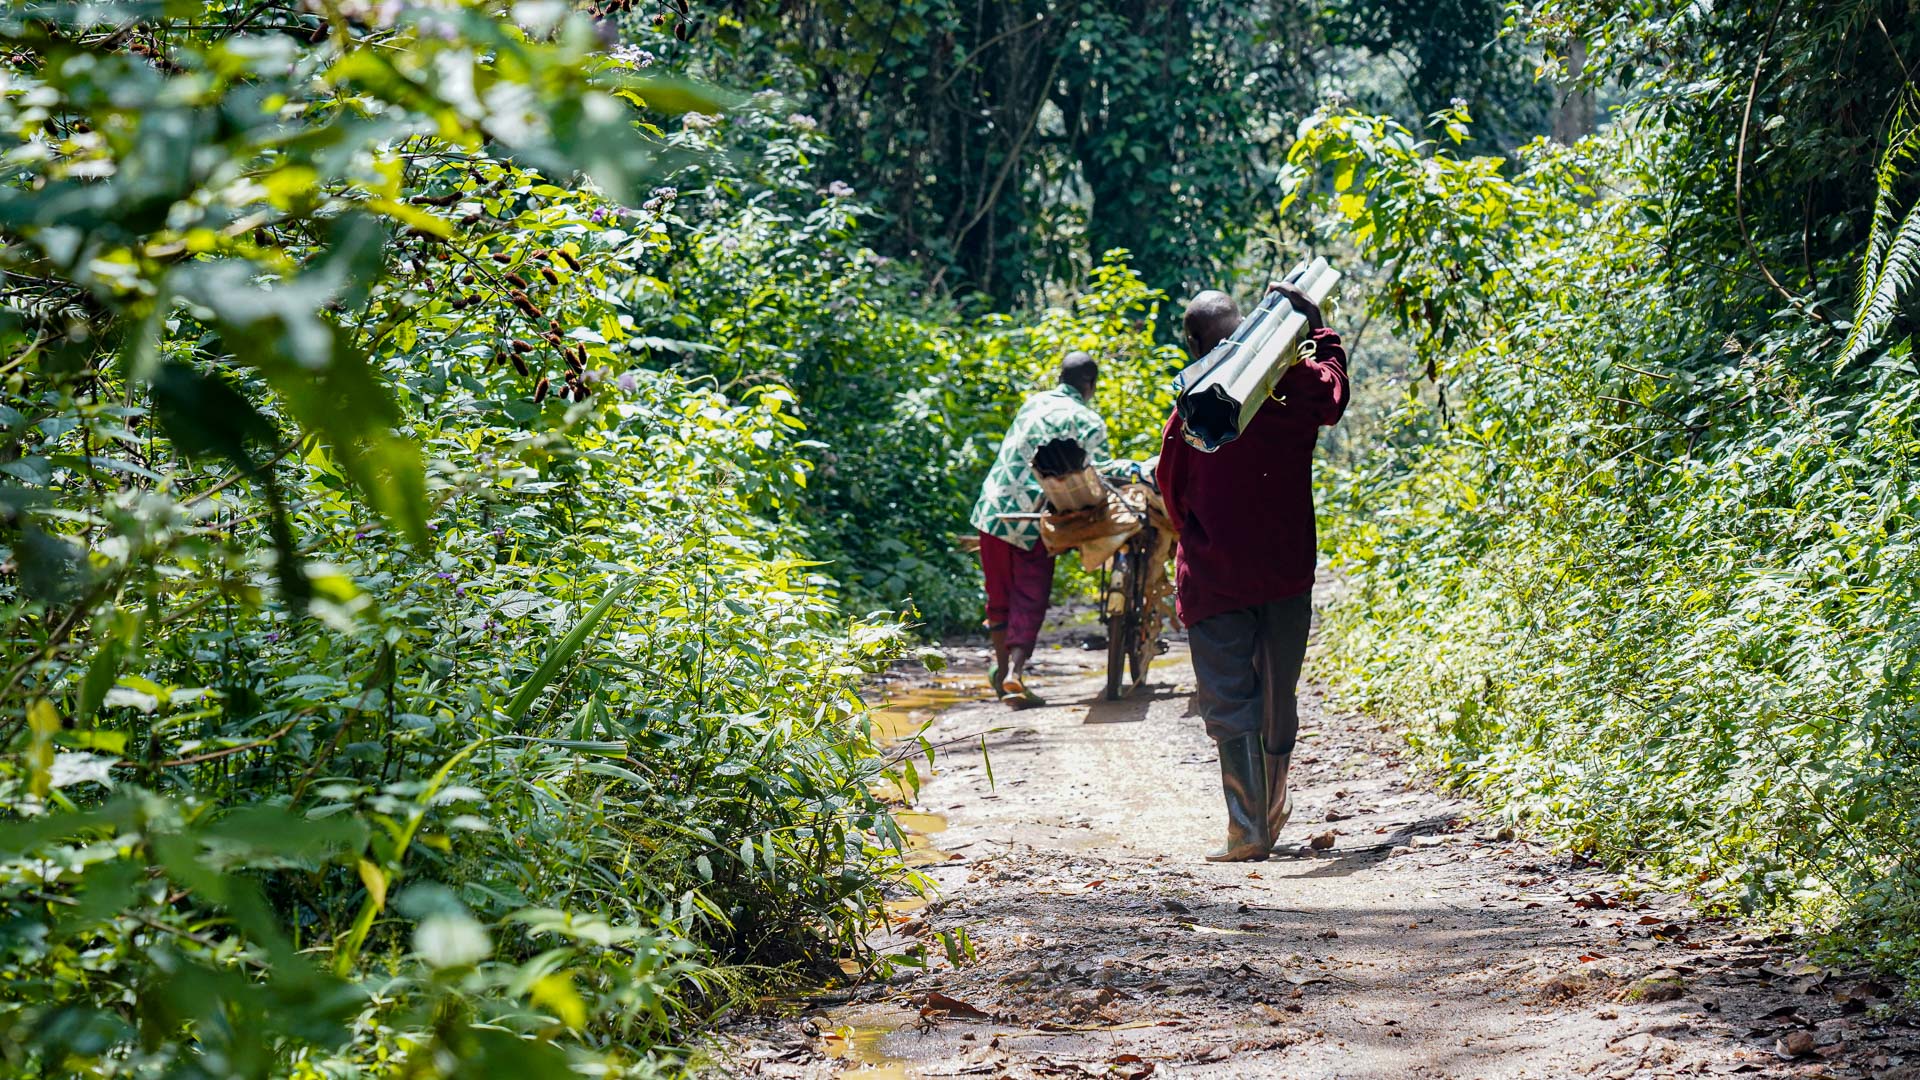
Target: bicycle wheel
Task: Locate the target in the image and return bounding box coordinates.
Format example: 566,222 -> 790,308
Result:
1104,552 -> 1130,701
1126,532 -> 1156,687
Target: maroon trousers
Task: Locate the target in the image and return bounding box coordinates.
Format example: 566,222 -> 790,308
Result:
978,532 -> 1055,651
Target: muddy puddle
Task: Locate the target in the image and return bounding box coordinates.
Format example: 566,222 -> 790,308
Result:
868,683 -> 983,743
819,1016 -> 913,1079
796,680 -> 984,1077
867,679 -> 980,863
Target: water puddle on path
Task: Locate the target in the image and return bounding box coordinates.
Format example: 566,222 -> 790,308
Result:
764,672 -> 983,1068
867,678 -> 979,863
869,683 -> 983,744
894,810 -> 951,867
805,677 -> 981,1077
821,1019 -> 913,1079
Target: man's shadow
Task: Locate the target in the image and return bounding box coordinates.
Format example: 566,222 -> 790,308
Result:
1080,681 -> 1187,725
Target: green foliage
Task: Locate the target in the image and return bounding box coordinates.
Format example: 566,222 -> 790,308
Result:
1285,0 -> 1920,970
541,98 -> 1182,629
699,0 -> 1546,305
0,3 -> 940,1074
1842,101 -> 1920,368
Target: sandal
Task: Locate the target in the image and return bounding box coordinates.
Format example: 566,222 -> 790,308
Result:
988,664 -> 1007,698
999,674 -> 1045,707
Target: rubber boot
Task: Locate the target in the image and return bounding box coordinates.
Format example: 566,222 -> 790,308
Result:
1204,733 -> 1272,862
1264,748 -> 1293,855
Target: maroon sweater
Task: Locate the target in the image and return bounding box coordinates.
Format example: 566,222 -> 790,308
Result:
1156,328 -> 1349,627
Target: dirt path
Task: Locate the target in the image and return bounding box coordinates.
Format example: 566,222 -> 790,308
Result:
721,633 -> 1919,1079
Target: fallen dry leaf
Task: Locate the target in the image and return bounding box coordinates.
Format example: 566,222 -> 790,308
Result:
1776,1030 -> 1816,1058
924,991 -> 993,1020
1834,979 -> 1892,1012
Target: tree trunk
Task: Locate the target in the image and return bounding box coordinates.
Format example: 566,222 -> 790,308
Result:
1552,36 -> 1596,144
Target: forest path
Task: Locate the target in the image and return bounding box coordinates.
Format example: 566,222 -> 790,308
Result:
725,634 -> 1914,1079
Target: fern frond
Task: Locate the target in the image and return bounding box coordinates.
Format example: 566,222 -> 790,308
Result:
1840,99 -> 1920,369
1840,202 -> 1920,368
1856,104 -> 1918,302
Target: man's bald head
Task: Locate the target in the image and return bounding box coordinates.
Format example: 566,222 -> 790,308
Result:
1184,291 -> 1242,358
1059,351 -> 1099,397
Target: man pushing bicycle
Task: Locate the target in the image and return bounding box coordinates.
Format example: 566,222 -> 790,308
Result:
968,352 -> 1136,705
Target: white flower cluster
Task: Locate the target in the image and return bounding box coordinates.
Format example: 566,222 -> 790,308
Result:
610,43 -> 657,68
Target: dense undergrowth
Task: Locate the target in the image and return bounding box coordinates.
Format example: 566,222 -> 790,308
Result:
0,0 -> 1196,1071
1295,0 -> 1920,969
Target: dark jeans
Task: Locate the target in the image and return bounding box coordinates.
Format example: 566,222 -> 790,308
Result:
1189,592 -> 1312,751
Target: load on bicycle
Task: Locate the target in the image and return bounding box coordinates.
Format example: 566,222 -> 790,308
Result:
1024,436 -> 1176,702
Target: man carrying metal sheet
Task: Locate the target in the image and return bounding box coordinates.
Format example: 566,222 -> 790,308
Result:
969,352 -> 1128,705
1155,282 -> 1350,861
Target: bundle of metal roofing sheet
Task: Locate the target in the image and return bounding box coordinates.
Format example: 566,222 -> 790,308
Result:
1172,257 -> 1340,452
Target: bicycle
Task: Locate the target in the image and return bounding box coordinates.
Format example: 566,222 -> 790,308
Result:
1092,483 -> 1173,700
1099,514 -> 1155,700
1006,477 -> 1172,701
999,442 -> 1174,701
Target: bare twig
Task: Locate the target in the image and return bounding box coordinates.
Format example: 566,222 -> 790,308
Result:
1734,0 -> 1820,317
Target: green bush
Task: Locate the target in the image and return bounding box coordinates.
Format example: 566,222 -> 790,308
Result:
1285,0 -> 1920,967
0,4 -> 937,1074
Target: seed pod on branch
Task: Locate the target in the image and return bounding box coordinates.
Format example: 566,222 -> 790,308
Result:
511,338 -> 534,353
506,272 -> 529,289
557,250 -> 582,272
541,267 -> 559,286
461,211 -> 482,226
512,353 -> 530,377
533,377 -> 550,402
491,252 -> 512,263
